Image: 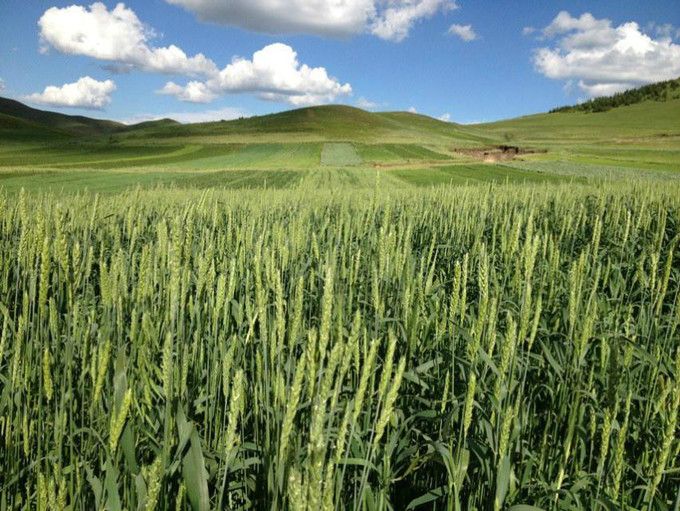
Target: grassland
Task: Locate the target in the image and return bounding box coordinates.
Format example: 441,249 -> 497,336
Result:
0,90 -> 679,510
478,99 -> 680,172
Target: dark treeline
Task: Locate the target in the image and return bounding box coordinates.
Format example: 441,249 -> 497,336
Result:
550,78 -> 680,114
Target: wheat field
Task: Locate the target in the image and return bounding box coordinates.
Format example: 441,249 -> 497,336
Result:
0,181 -> 678,510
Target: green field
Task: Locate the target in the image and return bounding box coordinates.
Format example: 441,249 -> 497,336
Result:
1,183 -> 679,511
320,143 -> 363,166
0,86 -> 679,510
1,95 -> 679,193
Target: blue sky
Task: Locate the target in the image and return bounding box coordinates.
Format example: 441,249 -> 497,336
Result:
1,0 -> 679,124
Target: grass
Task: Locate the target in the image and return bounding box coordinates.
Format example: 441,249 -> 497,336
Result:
0,182 -> 678,510
480,99 -> 680,146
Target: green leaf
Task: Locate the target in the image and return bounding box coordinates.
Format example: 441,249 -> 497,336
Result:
134,473 -> 147,511
85,464 -> 103,511
104,459 -> 122,511
495,455 -> 511,511
121,424 -> 139,475
406,486 -> 446,510
182,427 -> 210,511
508,506 -> 545,511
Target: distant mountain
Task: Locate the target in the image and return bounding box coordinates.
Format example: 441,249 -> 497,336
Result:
126,118 -> 181,130
117,104 -> 494,145
550,77 -> 680,113
0,97 -> 128,137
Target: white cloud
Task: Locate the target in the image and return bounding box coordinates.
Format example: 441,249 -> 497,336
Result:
371,0 -> 455,42
38,4 -> 351,107
356,97 -> 379,110
25,76 -> 116,109
158,81 -> 217,103
448,23 -> 477,42
39,2 -> 217,76
534,11 -> 680,96
438,113 -> 451,122
124,106 -> 249,124
0,79 -> 5,92
646,22 -> 678,40
167,0 -> 455,41
407,106 -> 418,113
522,27 -> 536,36
161,43 -> 352,106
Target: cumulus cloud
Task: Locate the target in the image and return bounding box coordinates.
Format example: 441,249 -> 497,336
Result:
124,106 -> 249,124
371,0 -> 456,42
37,4 -> 351,106
158,81 -> 217,103
160,43 -> 352,106
39,2 -> 217,76
25,76 -> 116,109
448,24 -> 477,42
166,0 -> 455,41
646,22 -> 679,40
534,11 -> 680,96
356,97 -> 379,110
407,106 -> 418,113
438,113 -> 451,122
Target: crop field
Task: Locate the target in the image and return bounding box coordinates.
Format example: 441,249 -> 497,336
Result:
356,144 -> 452,163
389,164 -> 564,186
321,143 -> 363,166
0,181 -> 678,511
0,168 -> 304,193
0,143 -> 323,171
1,89 -> 680,511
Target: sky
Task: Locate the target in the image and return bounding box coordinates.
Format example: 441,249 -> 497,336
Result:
0,0 -> 679,124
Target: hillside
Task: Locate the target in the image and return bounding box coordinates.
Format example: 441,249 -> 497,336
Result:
479,97 -> 680,144
550,77 -> 680,113
0,112 -> 72,142
0,97 -> 495,146
119,105 -> 495,145
0,97 -> 125,137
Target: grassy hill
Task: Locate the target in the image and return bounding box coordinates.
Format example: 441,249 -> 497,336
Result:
550,77 -> 680,113
0,112 -> 72,142
480,98 -> 680,144
0,97 -> 125,137
478,98 -> 680,172
0,85 -> 679,193
119,104 -> 494,146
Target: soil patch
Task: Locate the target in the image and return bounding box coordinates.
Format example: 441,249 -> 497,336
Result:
454,145 -> 545,163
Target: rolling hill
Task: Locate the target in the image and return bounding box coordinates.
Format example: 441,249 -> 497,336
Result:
1,77 -> 679,189
550,77 -> 680,113
117,104 -> 494,146
0,97 -> 126,137
0,97 -> 494,147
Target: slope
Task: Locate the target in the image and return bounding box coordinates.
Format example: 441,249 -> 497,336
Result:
0,97 -> 125,137
119,105 -> 497,146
